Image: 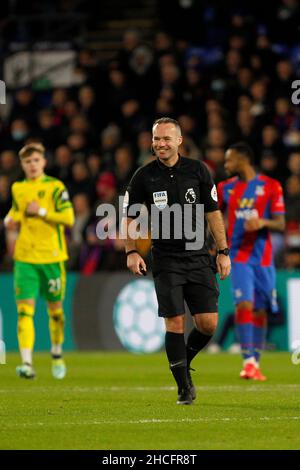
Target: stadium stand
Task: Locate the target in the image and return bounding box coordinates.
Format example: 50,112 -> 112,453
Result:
0,0 -> 299,272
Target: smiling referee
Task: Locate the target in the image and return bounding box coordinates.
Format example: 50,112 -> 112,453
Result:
122,118 -> 231,405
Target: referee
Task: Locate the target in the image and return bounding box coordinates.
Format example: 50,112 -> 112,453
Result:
123,118 -> 231,404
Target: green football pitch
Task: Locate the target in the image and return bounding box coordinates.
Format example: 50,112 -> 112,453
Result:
1,352 -> 300,450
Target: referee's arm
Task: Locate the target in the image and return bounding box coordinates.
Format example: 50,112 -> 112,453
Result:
206,210 -> 231,280
122,167 -> 147,276
122,216 -> 147,276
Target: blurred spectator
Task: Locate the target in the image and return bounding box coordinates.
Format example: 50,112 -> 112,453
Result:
182,67 -> 206,119
273,59 -> 296,99
100,123 -> 121,166
154,96 -> 175,119
68,193 -> 92,270
114,145 -> 135,194
78,85 -> 101,132
36,109 -> 61,150
261,125 -> 283,156
203,127 -> 227,154
0,150 -> 21,182
51,88 -> 68,126
66,133 -> 89,158
159,61 -> 183,112
106,67 -> 136,122
287,151 -> 300,176
116,29 -> 142,73
86,153 -> 102,183
154,31 -> 174,59
118,99 -> 148,141
81,171 -> 123,273
49,145 -> 73,185
178,114 -> 201,148
273,97 -> 294,135
274,0 -> 300,44
75,49 -> 101,88
68,161 -> 95,202
136,130 -> 154,166
128,44 -> 159,112
204,147 -> 227,183
63,100 -> 79,122
2,119 -> 31,152
260,152 -> 283,183
249,79 -> 270,125
8,88 -> 36,127
95,171 -> 117,205
236,110 -> 258,152
255,34 -> 278,75
69,114 -> 96,148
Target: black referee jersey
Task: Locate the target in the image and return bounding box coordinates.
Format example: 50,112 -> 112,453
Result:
124,155 -> 219,257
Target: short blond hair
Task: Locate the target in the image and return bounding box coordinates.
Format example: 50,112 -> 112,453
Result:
18,143 -> 45,160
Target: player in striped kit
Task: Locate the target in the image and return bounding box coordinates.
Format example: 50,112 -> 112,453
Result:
218,142 -> 285,380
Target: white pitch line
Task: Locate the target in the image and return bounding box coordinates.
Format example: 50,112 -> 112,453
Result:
1,384 -> 300,393
2,416 -> 300,427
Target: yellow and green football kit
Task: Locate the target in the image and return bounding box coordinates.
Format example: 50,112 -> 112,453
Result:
7,174 -> 75,373
7,174 -> 75,301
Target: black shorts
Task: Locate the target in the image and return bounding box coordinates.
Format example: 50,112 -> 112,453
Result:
152,253 -> 219,317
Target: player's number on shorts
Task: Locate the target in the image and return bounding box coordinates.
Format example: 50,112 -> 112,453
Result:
48,278 -> 61,293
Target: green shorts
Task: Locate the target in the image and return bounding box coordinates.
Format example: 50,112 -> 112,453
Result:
14,261 -> 66,302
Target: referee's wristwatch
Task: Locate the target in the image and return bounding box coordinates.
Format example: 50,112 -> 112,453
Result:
217,248 -> 230,256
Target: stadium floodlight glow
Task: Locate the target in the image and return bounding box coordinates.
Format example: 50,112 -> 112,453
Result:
113,279 -> 165,354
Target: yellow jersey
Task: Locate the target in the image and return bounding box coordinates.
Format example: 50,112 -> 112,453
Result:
7,174 -> 75,264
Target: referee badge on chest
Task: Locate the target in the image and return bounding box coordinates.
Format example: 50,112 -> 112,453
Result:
153,191 -> 168,209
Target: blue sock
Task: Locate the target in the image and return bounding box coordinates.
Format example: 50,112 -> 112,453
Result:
235,309 -> 254,360
236,323 -> 254,359
253,323 -> 267,364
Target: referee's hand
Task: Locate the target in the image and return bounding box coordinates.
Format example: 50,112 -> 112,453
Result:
216,254 -> 231,280
127,252 -> 147,276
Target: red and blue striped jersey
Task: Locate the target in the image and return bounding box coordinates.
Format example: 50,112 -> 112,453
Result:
217,174 -> 285,266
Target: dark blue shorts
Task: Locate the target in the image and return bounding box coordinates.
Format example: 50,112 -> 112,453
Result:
231,262 -> 278,313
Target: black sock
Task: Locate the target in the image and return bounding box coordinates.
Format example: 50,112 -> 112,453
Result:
165,331 -> 189,391
186,328 -> 213,367
51,354 -> 62,360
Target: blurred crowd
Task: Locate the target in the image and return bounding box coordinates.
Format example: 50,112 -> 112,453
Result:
0,0 -> 300,272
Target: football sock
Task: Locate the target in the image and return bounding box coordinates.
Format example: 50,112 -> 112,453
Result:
165,331 -> 189,390
51,344 -> 62,358
17,303 -> 35,363
20,349 -> 33,366
235,308 -> 254,361
48,307 -> 65,350
253,312 -> 267,366
186,327 -> 212,367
